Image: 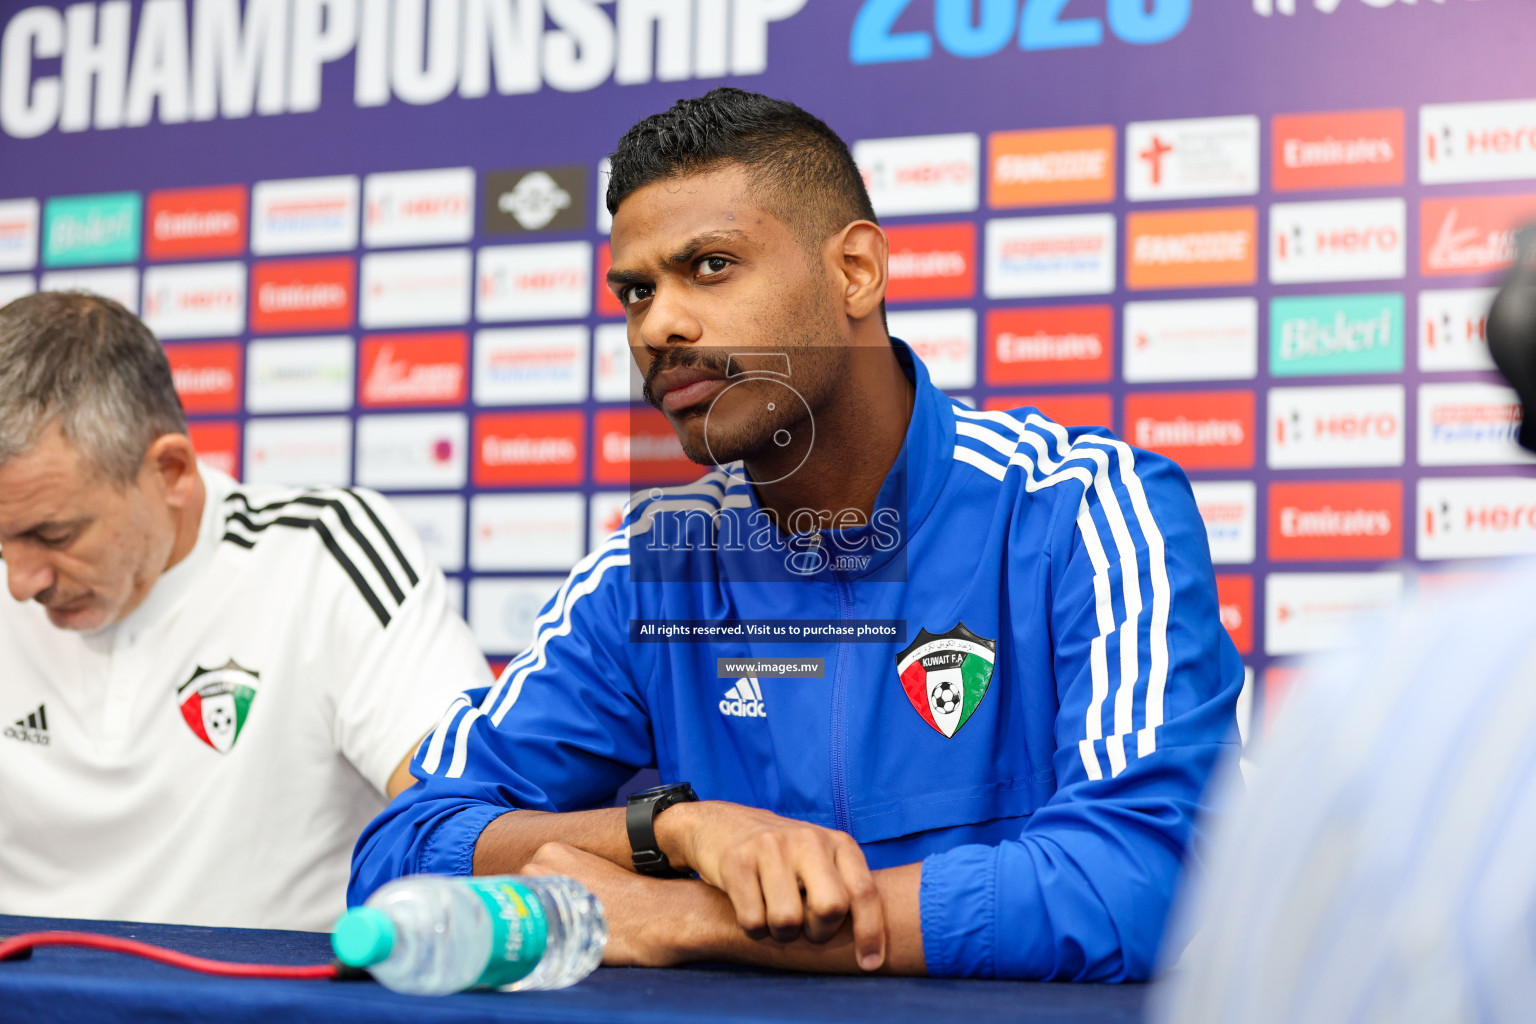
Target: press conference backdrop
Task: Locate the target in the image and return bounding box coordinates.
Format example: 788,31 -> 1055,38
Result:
0,0 -> 1533,733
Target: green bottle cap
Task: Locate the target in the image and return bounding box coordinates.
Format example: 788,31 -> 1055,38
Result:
331,907 -> 396,968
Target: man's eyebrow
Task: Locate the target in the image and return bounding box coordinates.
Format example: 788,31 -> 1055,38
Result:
607,229 -> 751,288
19,517 -> 85,538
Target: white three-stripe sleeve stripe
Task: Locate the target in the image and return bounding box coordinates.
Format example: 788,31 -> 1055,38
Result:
421,696 -> 471,775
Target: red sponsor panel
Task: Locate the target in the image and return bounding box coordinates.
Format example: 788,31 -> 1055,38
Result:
359,332 -> 468,407
250,257 -> 355,333
1215,574 -> 1253,655
1268,480 -> 1403,562
473,411 -> 585,487
187,420 -> 241,479
884,223 -> 976,302
1271,110 -> 1405,192
593,407 -> 701,487
983,393 -> 1113,431
985,306 -> 1113,385
146,185 -> 248,260
1421,194 -> 1536,277
488,658 -> 510,678
596,242 -> 625,319
1124,390 -> 1255,470
164,341 -> 242,414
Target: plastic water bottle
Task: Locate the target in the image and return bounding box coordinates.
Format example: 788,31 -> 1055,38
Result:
331,874 -> 608,995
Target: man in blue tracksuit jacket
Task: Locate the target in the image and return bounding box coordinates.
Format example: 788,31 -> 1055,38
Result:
351,89 -> 1242,981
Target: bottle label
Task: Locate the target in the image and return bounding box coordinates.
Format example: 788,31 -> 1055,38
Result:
464,878 -> 550,989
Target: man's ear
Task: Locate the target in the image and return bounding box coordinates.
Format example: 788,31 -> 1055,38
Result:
833,221 -> 888,322
144,433 -> 200,509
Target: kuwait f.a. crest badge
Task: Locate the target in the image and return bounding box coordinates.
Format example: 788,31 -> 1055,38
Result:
896,623 -> 997,738
177,660 -> 260,753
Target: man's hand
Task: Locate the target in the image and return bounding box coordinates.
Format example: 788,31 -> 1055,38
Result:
657,801 -> 887,971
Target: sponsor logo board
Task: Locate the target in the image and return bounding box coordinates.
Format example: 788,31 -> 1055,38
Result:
1192,480 -> 1256,564
166,342 -> 242,414
359,248 -> 471,328
0,274 -> 34,305
470,492 -> 586,571
1269,293 -> 1404,377
244,416 -> 352,487
588,491 -> 631,552
363,167 -> 474,248
1268,384 -> 1405,469
477,242 -> 592,322
1270,198 -> 1405,283
888,308 -> 977,389
1419,287 -> 1498,372
1421,194 -> 1536,277
1122,298 -> 1257,383
389,495 -> 465,573
1215,574 -> 1253,654
985,214 -> 1115,298
484,166 -> 588,235
245,337 -> 355,414
1421,99 -> 1536,185
1125,390 -> 1256,470
474,411 -> 585,487
146,185 -> 247,260
983,393 -> 1112,430
1419,476 -> 1536,560
187,421 -> 241,479
1268,480 -> 1403,561
592,407 -> 698,487
596,157 -> 613,235
1127,116 -> 1260,202
42,192 -> 141,267
359,332 -> 468,407
984,305 -> 1112,385
592,323 -> 643,402
355,412 -> 468,491
854,133 -> 980,216
988,126 -> 1115,209
474,325 -> 590,406
251,176 -> 359,255
469,577 -> 564,654
39,267 -> 139,312
0,198 -> 39,271
142,262 -> 246,339
885,223 -> 977,302
1272,109 -> 1404,192
250,257 -> 355,333
1264,571 -> 1405,656
1418,381 -> 1535,466
595,242 -> 624,319
1127,207 -> 1257,290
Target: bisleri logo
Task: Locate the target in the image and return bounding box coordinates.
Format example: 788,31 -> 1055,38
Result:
720,677 -> 766,718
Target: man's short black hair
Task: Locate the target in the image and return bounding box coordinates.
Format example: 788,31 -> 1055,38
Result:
605,88 -> 877,247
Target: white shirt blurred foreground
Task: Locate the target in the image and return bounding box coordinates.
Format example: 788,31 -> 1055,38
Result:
1155,563 -> 1536,1024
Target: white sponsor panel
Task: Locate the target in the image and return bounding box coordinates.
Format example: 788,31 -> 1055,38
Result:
251,176 -> 359,255
887,309 -> 977,390
0,198 -> 39,271
246,337 -> 355,413
1421,99 -> 1536,185
360,248 -> 471,328
984,214 -> 1116,299
355,412 -> 468,491
1126,115 -> 1261,201
853,133 -> 981,217
0,274 -> 35,305
1417,382 -> 1535,466
474,326 -> 590,406
470,492 -> 585,572
469,577 -> 565,654
1122,298 -> 1258,383
596,158 -> 613,234
593,323 -> 643,402
588,491 -> 632,551
477,241 -> 593,322
1267,384 -> 1405,469
244,416 -> 352,487
1190,480 -> 1257,564
363,167 -> 475,248
1265,571 -> 1405,656
39,267 -> 139,312
141,262 -> 246,338
389,495 -> 466,573
1419,287 -> 1498,372
1419,476 -> 1536,560
1270,199 -> 1406,284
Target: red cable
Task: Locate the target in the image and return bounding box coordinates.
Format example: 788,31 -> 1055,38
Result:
0,931 -> 339,980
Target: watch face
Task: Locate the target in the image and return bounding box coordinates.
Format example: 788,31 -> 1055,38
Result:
630,782 -> 695,803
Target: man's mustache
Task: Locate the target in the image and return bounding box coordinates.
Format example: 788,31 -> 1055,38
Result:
641,350 -> 732,409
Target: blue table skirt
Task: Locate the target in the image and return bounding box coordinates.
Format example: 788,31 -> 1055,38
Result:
0,914 -> 1146,1024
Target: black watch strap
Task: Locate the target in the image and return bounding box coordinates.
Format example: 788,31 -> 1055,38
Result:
626,782 -> 698,878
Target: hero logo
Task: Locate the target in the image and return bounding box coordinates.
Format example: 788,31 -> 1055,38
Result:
854,133 -> 979,216
477,242 -> 592,322
1422,100 -> 1536,185
141,262 -> 246,339
1268,385 -> 1404,469
1270,199 -> 1405,283
720,677 -> 767,718
887,309 -> 977,389
1417,382 -> 1534,467
1419,287 -> 1497,372
1419,477 -> 1536,560
363,168 -> 474,247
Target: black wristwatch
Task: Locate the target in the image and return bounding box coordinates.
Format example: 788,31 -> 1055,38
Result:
626,782 -> 698,878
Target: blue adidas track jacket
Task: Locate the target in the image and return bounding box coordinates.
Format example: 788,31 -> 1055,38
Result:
350,341 -> 1243,981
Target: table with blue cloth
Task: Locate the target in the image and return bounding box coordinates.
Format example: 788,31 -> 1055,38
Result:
0,914 -> 1146,1023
